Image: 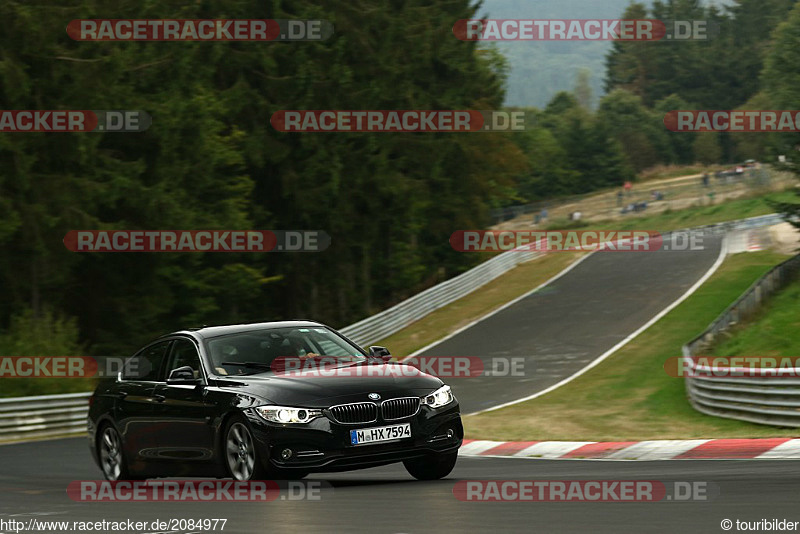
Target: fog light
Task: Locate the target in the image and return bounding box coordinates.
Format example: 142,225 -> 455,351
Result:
446,429 -> 455,439
281,448 -> 293,460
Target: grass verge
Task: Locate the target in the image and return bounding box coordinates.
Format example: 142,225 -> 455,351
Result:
713,276 -> 800,359
546,190 -> 795,234
377,252 -> 583,358
463,250 -> 800,441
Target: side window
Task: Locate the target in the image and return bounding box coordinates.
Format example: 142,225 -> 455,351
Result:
121,341 -> 171,381
163,339 -> 203,381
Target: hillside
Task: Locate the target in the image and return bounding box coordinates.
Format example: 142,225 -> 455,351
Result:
480,0 -> 735,108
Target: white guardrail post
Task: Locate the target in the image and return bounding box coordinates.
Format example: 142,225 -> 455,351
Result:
0,213 -> 790,441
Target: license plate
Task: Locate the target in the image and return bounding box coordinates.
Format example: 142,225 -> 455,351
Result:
350,423 -> 411,445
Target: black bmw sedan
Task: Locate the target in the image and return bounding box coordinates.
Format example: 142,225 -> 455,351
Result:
88,321 -> 463,481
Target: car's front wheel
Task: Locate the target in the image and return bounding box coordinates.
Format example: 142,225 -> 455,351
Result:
224,419 -> 266,481
223,417 -> 310,481
403,451 -> 458,480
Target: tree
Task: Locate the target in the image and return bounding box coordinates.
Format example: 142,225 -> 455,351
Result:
762,1 -> 800,229
513,126 -> 581,199
693,132 -> 723,165
0,0 -> 529,357
654,94 -> 695,164
574,68 -> 594,110
597,89 -> 668,172
604,3 -> 655,102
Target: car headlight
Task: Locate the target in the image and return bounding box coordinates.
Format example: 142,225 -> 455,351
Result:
255,406 -> 322,424
421,385 -> 454,409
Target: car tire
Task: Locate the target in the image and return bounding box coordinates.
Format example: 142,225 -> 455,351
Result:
223,416 -> 311,481
98,424 -> 139,481
403,451 -> 458,480
224,417 -> 268,481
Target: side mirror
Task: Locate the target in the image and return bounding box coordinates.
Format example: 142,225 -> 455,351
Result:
167,365 -> 200,385
369,346 -> 392,363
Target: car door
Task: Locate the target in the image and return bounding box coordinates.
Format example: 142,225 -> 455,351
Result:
151,337 -> 215,461
115,340 -> 171,463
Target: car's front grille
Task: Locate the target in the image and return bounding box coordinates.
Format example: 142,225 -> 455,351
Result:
328,402 -> 378,424
381,397 -> 420,421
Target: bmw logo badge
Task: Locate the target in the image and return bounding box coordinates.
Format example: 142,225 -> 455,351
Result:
368,393 -> 381,401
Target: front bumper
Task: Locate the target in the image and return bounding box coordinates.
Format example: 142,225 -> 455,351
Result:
245,402 -> 462,472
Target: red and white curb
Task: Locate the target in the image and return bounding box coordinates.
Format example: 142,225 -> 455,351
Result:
459,438 -> 800,460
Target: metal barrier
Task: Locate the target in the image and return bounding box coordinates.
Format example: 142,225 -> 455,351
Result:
0,392 -> 90,442
339,214 -> 782,348
0,213 -> 790,442
339,246 -> 542,347
683,253 -> 800,427
491,168 -> 787,225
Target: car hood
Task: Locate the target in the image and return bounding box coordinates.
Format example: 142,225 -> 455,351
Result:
211,362 -> 444,406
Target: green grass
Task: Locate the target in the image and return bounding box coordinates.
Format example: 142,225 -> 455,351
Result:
464,250 -> 800,441
547,191 -> 795,234
713,276 -> 800,359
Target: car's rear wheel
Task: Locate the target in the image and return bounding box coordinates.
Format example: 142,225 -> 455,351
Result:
403,451 -> 458,480
98,424 -> 136,481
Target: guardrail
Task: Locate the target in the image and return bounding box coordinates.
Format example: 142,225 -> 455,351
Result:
340,213 -> 784,348
339,247 -> 543,347
0,213 -> 789,443
673,213 -> 784,237
0,392 -> 91,443
491,167 -> 782,225
683,252 -> 800,427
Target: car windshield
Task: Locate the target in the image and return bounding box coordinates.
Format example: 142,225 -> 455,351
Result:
205,326 -> 367,376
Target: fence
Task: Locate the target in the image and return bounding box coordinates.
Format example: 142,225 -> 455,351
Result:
339,246 -> 542,347
683,253 -> 800,427
0,392 -> 91,443
340,213 -> 784,348
0,213 -> 791,442
491,167 -> 787,226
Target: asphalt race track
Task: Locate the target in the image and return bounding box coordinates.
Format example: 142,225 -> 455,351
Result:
2,438 -> 800,533
2,234 -> 762,534
416,234 -> 725,413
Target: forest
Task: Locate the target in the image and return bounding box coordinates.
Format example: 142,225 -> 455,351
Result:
0,0 -> 798,363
